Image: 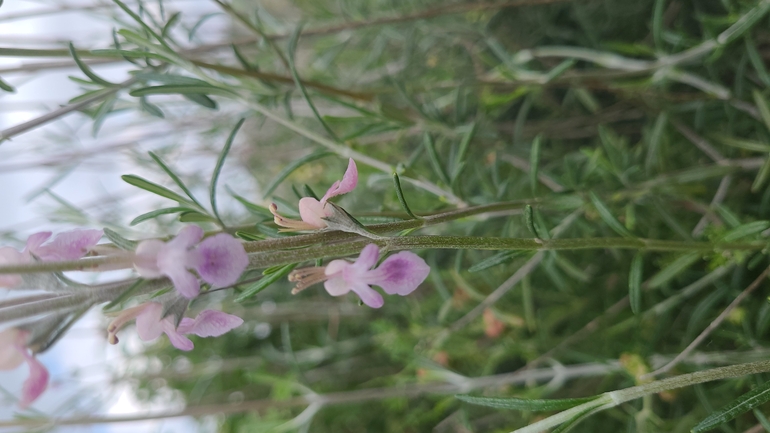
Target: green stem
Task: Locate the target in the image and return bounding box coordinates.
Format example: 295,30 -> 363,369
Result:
515,359 -> 770,433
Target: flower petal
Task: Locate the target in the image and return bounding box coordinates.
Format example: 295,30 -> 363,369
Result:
167,225 -> 203,249
193,234 -> 248,286
0,247 -> 24,288
298,198 -> 328,229
24,232 -> 52,253
163,323 -> 194,351
321,158 -> 358,202
178,310 -> 243,337
352,244 -> 380,271
350,283 -> 384,308
135,303 -> 165,341
19,351 -> 49,408
369,251 -> 430,296
0,329 -> 25,370
133,240 -> 164,278
165,267 -> 200,299
33,229 -> 103,261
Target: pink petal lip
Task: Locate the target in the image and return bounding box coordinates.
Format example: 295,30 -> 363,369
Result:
321,158 -> 358,203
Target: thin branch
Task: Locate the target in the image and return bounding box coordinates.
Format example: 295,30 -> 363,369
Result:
643,266 -> 770,379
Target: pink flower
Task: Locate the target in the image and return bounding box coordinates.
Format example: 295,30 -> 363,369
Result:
270,158 -> 358,231
0,229 -> 103,288
289,244 -> 430,308
107,302 -> 243,351
0,329 -> 49,408
133,226 -> 249,299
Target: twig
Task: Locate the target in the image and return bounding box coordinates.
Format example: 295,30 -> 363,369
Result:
0,78 -> 137,143
642,266 -> 770,379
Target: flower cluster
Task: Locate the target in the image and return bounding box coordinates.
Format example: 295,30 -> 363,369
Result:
132,225 -> 249,299
289,244 -> 430,308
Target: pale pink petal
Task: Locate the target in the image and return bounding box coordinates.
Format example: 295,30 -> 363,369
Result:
178,310 -> 243,337
33,229 -> 103,261
349,283 -> 384,308
0,329 -> 25,370
19,350 -> 48,408
193,234 -> 248,286
135,303 -> 165,341
24,232 -> 51,253
298,197 -> 328,229
167,225 -> 203,249
133,240 -> 164,278
368,251 -> 430,296
162,320 -> 194,351
321,158 -> 358,202
352,244 -> 380,271
0,247 -> 24,288
324,259 -> 352,296
165,267 -> 200,299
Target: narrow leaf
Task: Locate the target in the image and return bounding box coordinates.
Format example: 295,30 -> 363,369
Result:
183,93 -> 218,109
262,151 -> 332,199
629,253 -> 643,314
692,380 -> 770,433
423,133 -> 450,185
393,173 -> 420,219
129,85 -> 233,98
210,118 -> 245,225
721,221 -> 770,242
589,192 -> 635,238
530,134 -> 542,194
451,122 -> 476,182
103,227 -> 138,250
468,250 -> 528,273
148,151 -> 204,208
0,75 -> 15,93
754,90 -> 770,133
753,155 -> 770,193
91,95 -> 117,136
648,252 -> 701,289
139,96 -> 164,118
236,263 -> 297,302
103,279 -> 147,312
121,174 -> 197,206
130,207 -> 194,225
68,42 -> 117,87
456,395 -> 599,412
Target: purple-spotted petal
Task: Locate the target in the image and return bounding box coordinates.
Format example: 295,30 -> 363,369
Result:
167,225 -> 203,249
0,329 -> 25,370
349,283 -> 384,308
370,251 -> 430,296
298,197 -> 328,228
321,158 -> 358,203
193,234 -> 248,287
352,244 -> 379,271
135,303 -> 165,341
19,350 -> 48,408
0,247 -> 24,288
177,310 -> 243,337
32,229 -> 103,261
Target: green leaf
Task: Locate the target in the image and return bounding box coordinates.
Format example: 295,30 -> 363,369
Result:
753,155 -> 770,193
103,227 -> 138,250
692,380 -> 770,433
210,118 -> 245,225
455,395 -> 599,412
648,252 -> 701,289
523,204 -> 540,239
714,134 -> 770,153
139,96 -> 165,118
103,279 -> 147,312
530,134 -> 542,194
68,42 -> 117,87
645,111 -> 667,172
161,11 -> 182,39
178,211 -> 218,223
229,190 -> 273,217
468,250 -> 529,273
393,173 -> 419,219
236,263 -> 297,302
721,221 -> 770,242
129,207 -> 194,225
0,75 -> 15,93
423,133 -> 450,185
754,90 -> 770,133
112,0 -> 170,48
287,24 -> 339,141
589,192 -> 635,238
129,84 -> 234,98
91,95 -> 118,136
629,253 -> 643,314
121,174 -> 197,206
148,151 -> 204,209
451,122 -> 476,182
183,94 -> 218,109
235,231 -> 264,241
745,37 -> 770,87
262,151 -> 332,199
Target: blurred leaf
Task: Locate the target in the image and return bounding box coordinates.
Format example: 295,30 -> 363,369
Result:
103,228 -> 138,250
468,250 -> 529,273
122,174 -> 198,207
393,173 -> 419,219
456,395 -> 599,411
140,96 -> 165,118
629,253 -> 643,314
423,133 -> 450,185
589,192 -> 634,238
129,207 -> 195,225
648,252 -> 701,289
236,263 -> 297,302
210,118 -> 245,225
692,380 -> 770,433
0,75 -> 15,93
262,151 -> 332,199
68,42 -> 117,87
530,134 -> 542,194
721,221 -> 770,242
148,151 -> 204,209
